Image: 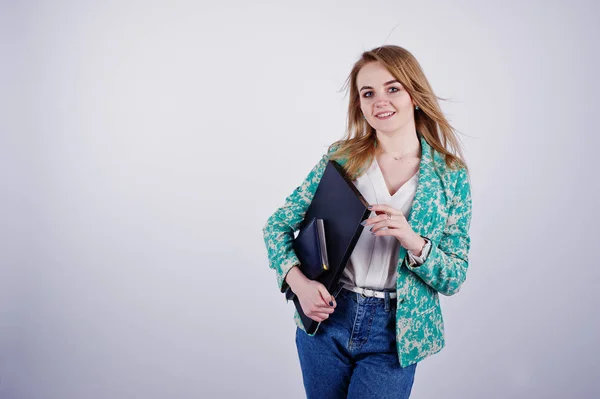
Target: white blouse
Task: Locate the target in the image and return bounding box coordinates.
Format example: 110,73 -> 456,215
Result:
338,157 -> 420,291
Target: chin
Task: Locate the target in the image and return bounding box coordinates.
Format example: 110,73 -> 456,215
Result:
374,124 -> 402,135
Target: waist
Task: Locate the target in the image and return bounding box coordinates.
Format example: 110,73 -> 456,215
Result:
341,284 -> 397,299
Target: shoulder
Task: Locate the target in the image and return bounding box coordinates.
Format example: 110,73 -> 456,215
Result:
324,140 -> 349,166
445,162 -> 471,209
428,150 -> 471,220
430,144 -> 468,178
326,140 -> 346,157
428,147 -> 470,205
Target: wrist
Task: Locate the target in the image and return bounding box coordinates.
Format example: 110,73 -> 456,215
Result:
407,235 -> 426,256
285,265 -> 308,291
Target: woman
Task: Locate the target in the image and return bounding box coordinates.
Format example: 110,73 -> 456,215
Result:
262,45 -> 472,399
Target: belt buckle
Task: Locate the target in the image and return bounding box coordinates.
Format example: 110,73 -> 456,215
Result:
360,287 -> 373,298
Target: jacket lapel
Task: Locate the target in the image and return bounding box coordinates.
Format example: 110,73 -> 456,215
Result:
409,136 -> 442,234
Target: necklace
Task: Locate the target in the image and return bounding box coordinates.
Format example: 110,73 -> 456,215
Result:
379,150 -> 411,161
374,139 -> 419,161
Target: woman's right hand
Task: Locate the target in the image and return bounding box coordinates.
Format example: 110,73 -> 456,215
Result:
296,279 -> 337,322
286,266 -> 337,322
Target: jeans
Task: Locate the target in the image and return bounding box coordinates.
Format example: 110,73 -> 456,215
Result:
295,284 -> 417,399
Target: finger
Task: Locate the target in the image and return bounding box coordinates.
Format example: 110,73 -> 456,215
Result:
313,301 -> 335,310
315,311 -> 333,319
312,305 -> 335,314
310,313 -> 331,322
370,219 -> 402,233
368,212 -> 407,228
315,295 -> 336,308
361,213 -> 391,227
368,204 -> 405,217
318,285 -> 335,307
317,296 -> 337,309
372,227 -> 400,238
309,306 -> 334,317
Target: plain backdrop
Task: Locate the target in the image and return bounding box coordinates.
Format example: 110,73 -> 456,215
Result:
1,0 -> 599,398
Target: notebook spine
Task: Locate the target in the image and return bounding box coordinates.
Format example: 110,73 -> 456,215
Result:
316,219 -> 329,271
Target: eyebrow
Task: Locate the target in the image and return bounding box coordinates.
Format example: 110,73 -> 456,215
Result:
359,79 -> 400,92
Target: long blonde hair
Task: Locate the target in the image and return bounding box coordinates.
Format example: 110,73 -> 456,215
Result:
328,45 -> 467,180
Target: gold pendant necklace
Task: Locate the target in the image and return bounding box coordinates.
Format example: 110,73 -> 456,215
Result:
376,141 -> 412,161
381,151 -> 407,161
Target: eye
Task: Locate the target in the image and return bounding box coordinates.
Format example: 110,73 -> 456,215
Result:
389,87 -> 400,93
362,91 -> 373,98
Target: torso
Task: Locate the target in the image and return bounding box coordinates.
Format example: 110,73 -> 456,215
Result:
342,152 -> 420,290
376,154 -> 421,197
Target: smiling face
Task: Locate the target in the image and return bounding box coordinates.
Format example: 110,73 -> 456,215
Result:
356,61 -> 415,135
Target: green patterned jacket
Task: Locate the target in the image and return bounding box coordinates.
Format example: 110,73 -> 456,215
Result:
262,135 -> 472,367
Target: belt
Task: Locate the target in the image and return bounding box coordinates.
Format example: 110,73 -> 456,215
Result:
342,284 -> 397,299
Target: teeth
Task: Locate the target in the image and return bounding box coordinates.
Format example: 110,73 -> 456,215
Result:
376,112 -> 394,118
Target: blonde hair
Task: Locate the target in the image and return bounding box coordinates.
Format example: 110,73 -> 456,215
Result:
328,45 -> 467,180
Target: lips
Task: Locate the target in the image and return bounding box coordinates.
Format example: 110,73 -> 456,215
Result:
375,111 -> 395,119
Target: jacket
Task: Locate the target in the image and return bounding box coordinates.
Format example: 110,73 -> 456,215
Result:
262,134 -> 472,367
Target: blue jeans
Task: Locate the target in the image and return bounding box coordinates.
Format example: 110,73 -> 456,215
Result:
295,285 -> 417,399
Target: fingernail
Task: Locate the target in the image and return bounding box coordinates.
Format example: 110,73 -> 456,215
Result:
367,206 -> 373,210
369,227 -> 373,231
329,301 -> 334,306
360,220 -> 367,226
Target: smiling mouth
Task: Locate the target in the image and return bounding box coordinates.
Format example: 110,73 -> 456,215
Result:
375,111 -> 395,119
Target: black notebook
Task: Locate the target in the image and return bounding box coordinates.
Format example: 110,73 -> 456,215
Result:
287,160 -> 370,334
293,218 -> 329,280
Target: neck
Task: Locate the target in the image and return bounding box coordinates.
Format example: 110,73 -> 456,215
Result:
375,126 -> 421,158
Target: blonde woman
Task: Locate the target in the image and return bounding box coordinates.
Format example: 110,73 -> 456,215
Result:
262,45 -> 472,399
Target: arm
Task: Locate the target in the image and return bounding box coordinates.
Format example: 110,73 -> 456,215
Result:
405,167 -> 472,296
262,154 -> 330,293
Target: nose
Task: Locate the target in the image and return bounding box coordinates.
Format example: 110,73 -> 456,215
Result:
374,92 -> 390,108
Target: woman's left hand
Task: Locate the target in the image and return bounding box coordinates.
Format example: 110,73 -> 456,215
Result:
363,204 -> 426,255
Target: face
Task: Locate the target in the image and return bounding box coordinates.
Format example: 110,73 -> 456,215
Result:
356,61 -> 415,134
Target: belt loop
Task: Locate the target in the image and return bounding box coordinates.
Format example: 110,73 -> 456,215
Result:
384,291 -> 390,312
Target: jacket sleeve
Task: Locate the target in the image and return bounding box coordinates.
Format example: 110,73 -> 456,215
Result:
262,153 -> 330,294
406,167 -> 472,296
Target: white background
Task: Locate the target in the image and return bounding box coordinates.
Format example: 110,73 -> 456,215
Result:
1,0 -> 599,398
